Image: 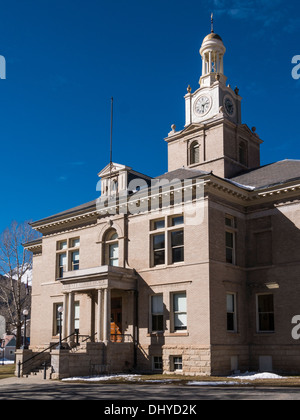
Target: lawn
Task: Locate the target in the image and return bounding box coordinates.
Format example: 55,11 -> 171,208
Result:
0,364 -> 15,380
62,372 -> 300,387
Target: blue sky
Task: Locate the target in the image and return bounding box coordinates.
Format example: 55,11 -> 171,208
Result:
0,0 -> 299,233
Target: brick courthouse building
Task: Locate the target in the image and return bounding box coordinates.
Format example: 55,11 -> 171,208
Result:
18,25 -> 300,379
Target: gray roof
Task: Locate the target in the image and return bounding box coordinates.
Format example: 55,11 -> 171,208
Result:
31,161 -> 300,227
155,167 -> 210,181
30,199 -> 97,226
31,168 -> 210,226
230,160 -> 300,190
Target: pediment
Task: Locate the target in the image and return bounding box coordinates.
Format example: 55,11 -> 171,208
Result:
98,162 -> 132,178
165,123 -> 205,142
181,123 -> 205,134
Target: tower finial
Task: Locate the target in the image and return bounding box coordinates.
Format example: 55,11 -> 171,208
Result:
211,12 -> 214,33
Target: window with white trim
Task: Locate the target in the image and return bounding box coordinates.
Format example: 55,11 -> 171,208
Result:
190,141 -> 200,165
150,215 -> 184,267
227,293 -> 237,332
225,215 -> 236,265
152,356 -> 163,371
171,356 -> 183,371
172,292 -> 187,332
151,294 -> 164,332
104,230 -> 119,267
56,237 -> 80,278
257,294 -> 274,332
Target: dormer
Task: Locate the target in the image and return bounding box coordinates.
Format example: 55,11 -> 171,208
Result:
98,163 -> 152,197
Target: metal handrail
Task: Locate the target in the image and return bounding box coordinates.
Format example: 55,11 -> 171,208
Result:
17,331 -> 134,378
17,332 -> 79,377
81,332 -> 97,344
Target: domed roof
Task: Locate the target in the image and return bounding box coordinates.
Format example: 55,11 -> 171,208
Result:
203,32 -> 223,43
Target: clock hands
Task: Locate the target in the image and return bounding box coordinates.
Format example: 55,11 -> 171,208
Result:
195,96 -> 211,115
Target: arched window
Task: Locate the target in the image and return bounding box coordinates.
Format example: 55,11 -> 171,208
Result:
190,141 -> 199,165
112,179 -> 118,193
239,141 -> 247,166
105,229 -> 119,267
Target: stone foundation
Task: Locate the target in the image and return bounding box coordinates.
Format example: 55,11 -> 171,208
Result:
51,342 -> 135,379
162,345 -> 211,376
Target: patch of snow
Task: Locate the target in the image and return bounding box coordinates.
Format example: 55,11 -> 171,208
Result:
0,359 -> 15,365
229,372 -> 283,381
225,179 -> 256,191
62,374 -> 141,382
144,379 -> 180,383
62,371 -> 285,385
188,372 -> 284,386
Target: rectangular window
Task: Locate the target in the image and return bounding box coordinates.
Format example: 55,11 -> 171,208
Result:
153,219 -> 165,230
58,253 -> 67,278
153,234 -> 165,266
71,250 -> 80,271
257,294 -> 274,332
171,230 -> 184,263
172,356 -> 183,371
227,293 -> 237,332
225,215 -> 235,228
70,238 -> 80,248
109,243 -> 119,266
56,237 -> 80,279
173,292 -> 187,331
153,356 -> 163,371
58,240 -> 67,251
225,215 -> 236,265
171,215 -> 184,226
150,215 -> 184,267
226,231 -> 235,264
151,295 -> 164,332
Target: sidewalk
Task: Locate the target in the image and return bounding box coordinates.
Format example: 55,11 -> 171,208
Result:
0,375 -> 53,386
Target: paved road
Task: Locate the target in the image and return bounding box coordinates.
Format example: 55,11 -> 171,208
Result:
0,376 -> 300,401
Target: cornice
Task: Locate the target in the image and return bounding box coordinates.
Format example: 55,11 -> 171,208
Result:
257,183 -> 300,198
32,210 -> 99,234
23,238 -> 43,253
29,176 -> 300,234
205,178 -> 252,202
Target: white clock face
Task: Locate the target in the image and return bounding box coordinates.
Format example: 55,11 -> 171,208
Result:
194,95 -> 211,116
224,96 -> 235,116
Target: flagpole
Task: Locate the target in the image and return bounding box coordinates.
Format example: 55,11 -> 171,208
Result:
109,97 -> 113,191
110,97 -> 113,166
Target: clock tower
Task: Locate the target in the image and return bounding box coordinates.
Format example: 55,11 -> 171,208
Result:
165,21 -> 263,179
185,23 -> 242,126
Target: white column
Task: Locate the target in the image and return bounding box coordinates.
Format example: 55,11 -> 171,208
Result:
202,54 -> 205,76
67,292 -> 74,337
216,53 -> 220,73
220,55 -> 224,74
103,288 -> 111,343
209,51 -> 212,73
62,293 -> 68,338
97,289 -> 103,342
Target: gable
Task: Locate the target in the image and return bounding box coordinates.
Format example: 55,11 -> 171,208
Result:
98,163 -> 132,178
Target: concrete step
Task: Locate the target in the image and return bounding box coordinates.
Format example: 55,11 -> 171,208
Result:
29,366 -> 52,380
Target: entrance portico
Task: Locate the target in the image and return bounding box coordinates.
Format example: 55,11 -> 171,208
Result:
60,265 -> 138,343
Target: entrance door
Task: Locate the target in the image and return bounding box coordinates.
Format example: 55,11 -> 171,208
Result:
111,298 -> 122,342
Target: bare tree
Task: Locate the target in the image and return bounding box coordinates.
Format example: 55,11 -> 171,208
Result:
0,221 -> 38,348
